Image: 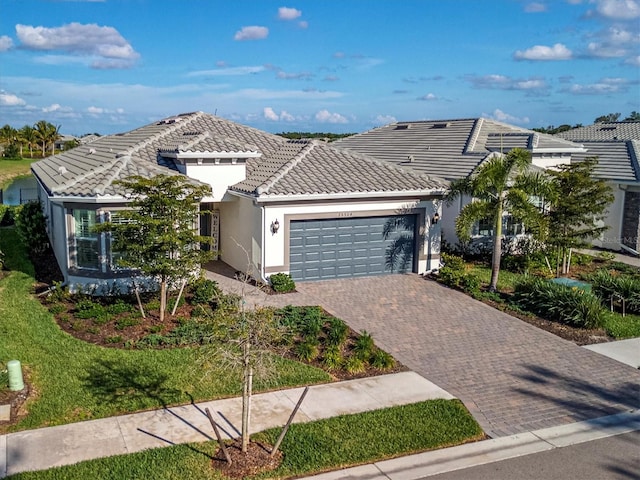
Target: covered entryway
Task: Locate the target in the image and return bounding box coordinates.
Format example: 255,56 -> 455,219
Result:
289,215 -> 416,281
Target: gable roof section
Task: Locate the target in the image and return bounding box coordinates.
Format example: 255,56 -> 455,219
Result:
32,112 -> 285,198
556,122 -> 640,141
334,118 -> 582,181
231,139 -> 448,200
571,140 -> 640,182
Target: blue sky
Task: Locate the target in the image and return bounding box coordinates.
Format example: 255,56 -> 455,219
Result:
0,0 -> 638,135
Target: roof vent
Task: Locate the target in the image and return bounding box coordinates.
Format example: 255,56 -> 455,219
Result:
407,155 -> 414,163
88,148 -> 96,154
395,124 -> 411,130
431,123 -> 449,129
57,166 -> 67,176
600,126 -> 616,131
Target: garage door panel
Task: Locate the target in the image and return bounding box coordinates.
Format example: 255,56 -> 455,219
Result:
290,215 -> 416,281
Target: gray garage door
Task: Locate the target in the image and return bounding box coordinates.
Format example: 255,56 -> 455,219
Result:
289,215 -> 416,281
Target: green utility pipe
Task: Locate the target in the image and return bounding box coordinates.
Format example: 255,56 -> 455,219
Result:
7,360 -> 24,391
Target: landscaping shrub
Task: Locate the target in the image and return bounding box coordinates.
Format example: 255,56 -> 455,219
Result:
14,201 -> 50,255
295,341 -> 319,362
438,253 -> 481,294
325,317 -> 349,347
321,345 -> 343,371
0,204 -> 17,226
344,356 -> 366,374
353,330 -> 375,361
589,269 -> 640,314
370,349 -> 395,370
190,278 -> 220,305
512,277 -> 606,328
270,272 -> 296,293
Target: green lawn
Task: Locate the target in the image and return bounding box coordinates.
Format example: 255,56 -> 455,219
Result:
0,227 -> 330,432
6,400 -> 484,480
0,157 -> 37,189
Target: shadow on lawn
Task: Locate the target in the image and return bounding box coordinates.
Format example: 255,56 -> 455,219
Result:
82,359 -> 185,411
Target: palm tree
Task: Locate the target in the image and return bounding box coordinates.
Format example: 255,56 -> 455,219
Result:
20,125 -> 38,158
445,148 -> 550,291
0,124 -> 17,146
383,214 -> 420,273
34,120 -> 61,156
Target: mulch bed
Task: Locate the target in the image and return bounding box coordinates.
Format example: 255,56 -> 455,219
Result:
212,440 -> 282,478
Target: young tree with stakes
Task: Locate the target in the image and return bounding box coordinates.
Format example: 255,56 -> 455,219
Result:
95,174 -> 213,322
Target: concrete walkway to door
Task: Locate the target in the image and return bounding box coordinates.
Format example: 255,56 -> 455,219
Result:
204,264 -> 640,438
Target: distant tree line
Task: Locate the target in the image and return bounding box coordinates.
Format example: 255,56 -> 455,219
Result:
534,111 -> 640,135
0,121 -> 66,159
276,132 -> 355,142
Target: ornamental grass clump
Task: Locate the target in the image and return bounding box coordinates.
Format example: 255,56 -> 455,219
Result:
589,269 -> 640,314
513,277 -> 606,329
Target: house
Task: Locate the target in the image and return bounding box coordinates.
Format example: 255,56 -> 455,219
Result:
54,134 -> 79,151
555,121 -> 640,254
334,118 -> 586,246
31,112 -> 447,293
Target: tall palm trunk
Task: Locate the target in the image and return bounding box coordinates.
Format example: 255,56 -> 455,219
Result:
489,200 -> 504,292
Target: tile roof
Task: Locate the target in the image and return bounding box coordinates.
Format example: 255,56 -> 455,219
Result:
334,118 -> 583,180
32,112 -> 446,201
231,139 -> 448,198
572,140 -> 640,182
555,122 -> 640,141
32,112 -> 285,198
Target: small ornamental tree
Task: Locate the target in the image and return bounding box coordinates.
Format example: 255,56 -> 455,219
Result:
546,157 -> 614,275
95,174 -> 213,321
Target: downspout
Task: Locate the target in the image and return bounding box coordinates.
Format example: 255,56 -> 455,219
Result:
260,203 -> 268,284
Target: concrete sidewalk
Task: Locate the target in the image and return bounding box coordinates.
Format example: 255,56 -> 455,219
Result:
0,371 -> 453,478
584,337 -> 640,369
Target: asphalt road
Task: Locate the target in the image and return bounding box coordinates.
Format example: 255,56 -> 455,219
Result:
425,431 -> 640,480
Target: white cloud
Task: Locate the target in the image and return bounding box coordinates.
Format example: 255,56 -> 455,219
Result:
514,43 -> 572,60
87,106 -> 104,114
0,35 -> 13,52
625,55 -> 640,65
524,2 -> 547,12
234,26 -> 269,41
42,103 -> 61,112
465,74 -> 550,95
563,77 -> 632,94
486,109 -> 530,124
278,7 -> 302,20
298,21 -> 309,29
315,109 -> 348,124
593,0 -> 640,19
418,93 -> 437,101
263,107 -> 297,122
16,23 -> 139,67
373,114 -> 397,125
276,70 -> 313,80
280,110 -> 295,121
263,107 -> 279,121
586,41 -> 627,57
0,92 -> 26,106
187,65 -> 266,77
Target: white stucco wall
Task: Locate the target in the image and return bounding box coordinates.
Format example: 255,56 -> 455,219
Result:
183,163 -> 247,202
593,182 -> 625,251
219,195 -> 263,278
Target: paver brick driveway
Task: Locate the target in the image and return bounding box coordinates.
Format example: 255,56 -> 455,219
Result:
292,274 -> 640,438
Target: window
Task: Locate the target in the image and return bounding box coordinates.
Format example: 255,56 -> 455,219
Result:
108,211 -> 132,269
73,209 -> 99,269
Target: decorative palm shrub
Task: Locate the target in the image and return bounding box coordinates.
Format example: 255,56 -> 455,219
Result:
589,270 -> 640,314
512,277 -> 606,329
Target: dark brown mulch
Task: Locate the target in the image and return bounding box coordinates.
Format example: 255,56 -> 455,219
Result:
0,373 -> 33,430
212,440 -> 282,478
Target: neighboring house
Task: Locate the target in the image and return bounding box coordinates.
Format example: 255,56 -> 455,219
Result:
54,134 -> 79,151
335,118 -> 586,247
31,111 -> 447,292
555,122 -> 640,254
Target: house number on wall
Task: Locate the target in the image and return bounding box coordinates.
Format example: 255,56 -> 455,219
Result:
337,212 -> 353,217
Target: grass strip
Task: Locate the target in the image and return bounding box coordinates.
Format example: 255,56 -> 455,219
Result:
6,400 -> 484,480
0,227 -> 330,432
